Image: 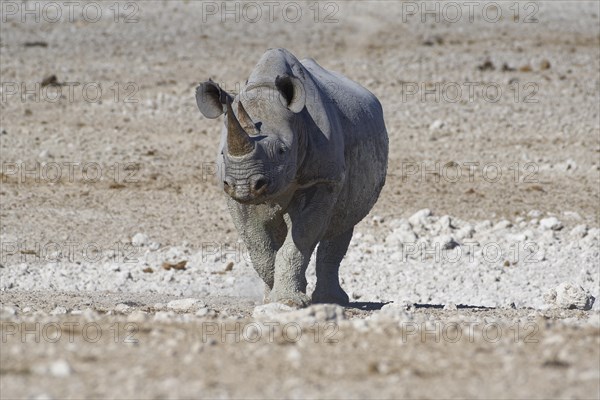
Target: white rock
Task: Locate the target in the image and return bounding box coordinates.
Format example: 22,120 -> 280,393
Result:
164,246 -> 185,260
49,360 -> 72,377
529,218 -> 539,226
350,319 -> 370,332
436,215 -> 452,230
587,314 -> 600,328
153,311 -> 177,322
109,264 -> 121,272
408,209 -> 432,227
429,120 -> 444,130
527,210 -> 543,218
506,233 -> 527,242
544,282 -> 595,310
386,228 -> 417,245
38,149 -> 52,159
81,308 -> 100,322
31,394 -> 54,400
167,298 -> 203,312
563,211 -> 581,220
127,310 -> 148,323
294,304 -> 346,323
195,308 -> 210,317
115,303 -> 132,314
286,347 -> 302,367
493,220 -> 512,230
540,217 -> 563,231
0,306 -> 17,317
587,228 -> 600,239
432,235 -> 459,250
570,224 -> 588,238
443,302 -> 458,311
455,225 -> 475,240
474,220 -> 492,231
132,233 -> 149,246
253,303 -> 345,325
148,241 -> 161,251
539,230 -> 556,242
556,159 -> 577,172
374,302 -> 414,321
252,303 -> 294,319
50,306 -> 67,315
522,229 -> 535,239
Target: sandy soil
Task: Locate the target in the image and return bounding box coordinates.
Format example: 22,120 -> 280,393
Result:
1,1 -> 599,399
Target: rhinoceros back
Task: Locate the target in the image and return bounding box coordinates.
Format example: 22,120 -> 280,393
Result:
301,58 -> 389,238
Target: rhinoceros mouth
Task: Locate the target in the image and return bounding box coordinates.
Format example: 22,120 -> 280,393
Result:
223,172 -> 273,204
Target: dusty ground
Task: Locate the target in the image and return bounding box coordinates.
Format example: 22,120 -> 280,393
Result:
1,1 -> 599,399
1,291 -> 600,399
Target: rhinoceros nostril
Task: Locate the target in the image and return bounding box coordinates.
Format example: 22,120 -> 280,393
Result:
223,177 -> 235,190
253,177 -> 268,193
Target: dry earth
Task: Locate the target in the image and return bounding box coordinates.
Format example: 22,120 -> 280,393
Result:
1,1 -> 599,399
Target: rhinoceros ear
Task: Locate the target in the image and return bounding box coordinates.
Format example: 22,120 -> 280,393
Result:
195,79 -> 231,119
275,75 -> 305,113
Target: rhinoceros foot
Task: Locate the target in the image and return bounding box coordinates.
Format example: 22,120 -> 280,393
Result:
312,285 -> 350,306
270,290 -> 311,309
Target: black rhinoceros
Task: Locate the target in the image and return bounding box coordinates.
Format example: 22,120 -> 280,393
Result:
196,48 -> 388,307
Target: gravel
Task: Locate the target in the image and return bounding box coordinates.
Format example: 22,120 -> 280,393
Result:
166,298 -> 205,312
2,210 -> 598,311
544,282 -> 595,310
0,2 -> 598,398
253,303 -> 346,324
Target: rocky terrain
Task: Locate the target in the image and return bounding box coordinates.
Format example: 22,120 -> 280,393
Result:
1,1 -> 599,399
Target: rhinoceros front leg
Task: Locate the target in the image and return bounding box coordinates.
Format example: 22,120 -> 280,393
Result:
227,199 -> 287,290
270,184 -> 339,308
312,228 -> 353,305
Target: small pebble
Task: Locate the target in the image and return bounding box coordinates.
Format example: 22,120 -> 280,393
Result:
540,217 -> 563,231
49,360 -> 72,378
132,233 -> 149,246
443,302 -> 458,311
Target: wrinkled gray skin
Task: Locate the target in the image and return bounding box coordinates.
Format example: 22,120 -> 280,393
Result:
195,48 -> 388,307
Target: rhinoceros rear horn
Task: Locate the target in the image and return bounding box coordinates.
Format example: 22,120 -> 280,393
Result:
275,75 -> 306,113
237,100 -> 258,135
226,99 -> 254,156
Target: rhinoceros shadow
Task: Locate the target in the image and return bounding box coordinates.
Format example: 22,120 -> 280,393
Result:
347,302 -> 498,311
347,302 -> 389,311
412,303 -> 497,310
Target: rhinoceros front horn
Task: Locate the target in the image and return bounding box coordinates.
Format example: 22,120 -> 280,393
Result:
226,99 -> 254,156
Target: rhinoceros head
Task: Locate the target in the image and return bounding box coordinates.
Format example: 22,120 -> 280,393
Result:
195,75 -> 306,204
